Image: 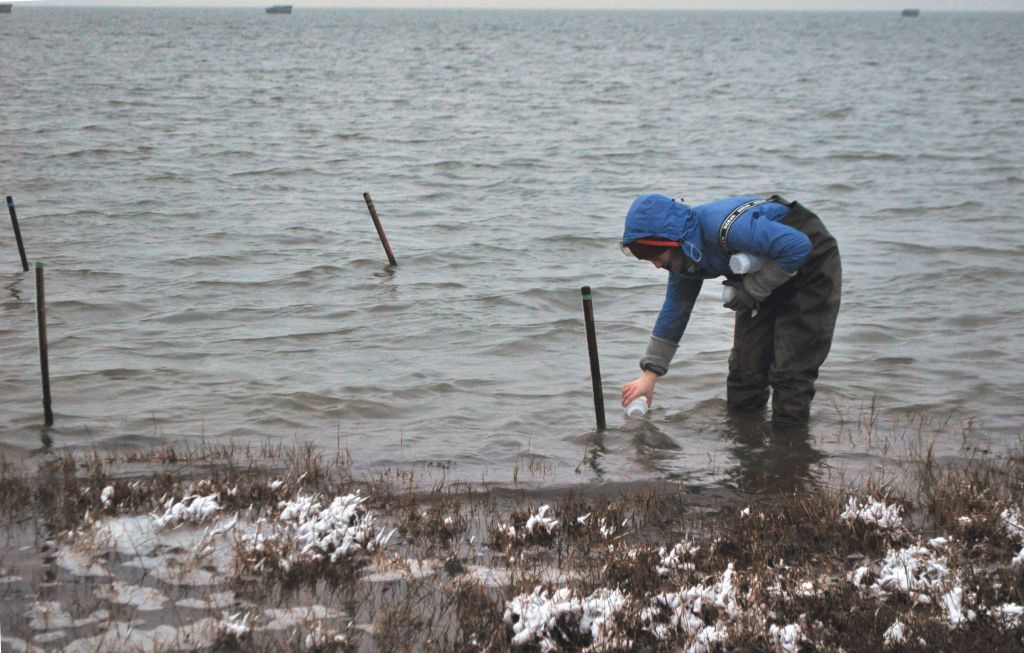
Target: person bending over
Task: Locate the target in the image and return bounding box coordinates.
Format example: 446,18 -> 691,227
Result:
620,193 -> 841,427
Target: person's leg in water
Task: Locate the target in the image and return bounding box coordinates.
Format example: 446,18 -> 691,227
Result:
768,250 -> 841,427
727,300 -> 777,415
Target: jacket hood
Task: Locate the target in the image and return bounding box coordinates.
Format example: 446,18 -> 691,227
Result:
622,194 -> 703,261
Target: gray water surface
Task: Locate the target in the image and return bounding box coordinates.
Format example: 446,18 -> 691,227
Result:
2,8 -> 1022,488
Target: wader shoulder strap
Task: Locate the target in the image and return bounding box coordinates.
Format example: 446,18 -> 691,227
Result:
717,195 -> 787,255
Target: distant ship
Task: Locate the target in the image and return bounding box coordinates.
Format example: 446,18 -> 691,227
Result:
265,5 -> 292,14
0,4 -> 13,14
901,8 -> 920,17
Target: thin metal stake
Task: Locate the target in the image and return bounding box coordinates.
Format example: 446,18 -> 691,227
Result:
36,262 -> 53,426
362,192 -> 397,266
7,195 -> 29,272
581,286 -> 606,430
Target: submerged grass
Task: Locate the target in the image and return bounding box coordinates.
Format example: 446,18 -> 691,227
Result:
0,430 -> 1022,652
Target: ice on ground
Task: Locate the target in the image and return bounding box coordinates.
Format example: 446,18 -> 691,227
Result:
841,496 -> 904,532
175,591 -> 240,610
363,557 -> 435,583
1,637 -> 46,653
56,548 -> 109,578
88,515 -> 160,555
260,605 -> 346,631
29,603 -> 116,633
30,631 -> 65,644
95,581 -> 169,611
28,601 -> 74,631
95,513 -> 237,587
62,618 -> 219,653
466,564 -> 510,588
122,553 -> 219,586
305,621 -> 350,649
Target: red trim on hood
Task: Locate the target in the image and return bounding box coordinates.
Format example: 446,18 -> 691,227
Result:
633,238 -> 680,247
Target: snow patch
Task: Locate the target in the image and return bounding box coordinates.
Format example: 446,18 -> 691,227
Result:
153,493 -> 221,529
883,620 -> 906,647
841,496 -> 903,531
768,623 -> 802,653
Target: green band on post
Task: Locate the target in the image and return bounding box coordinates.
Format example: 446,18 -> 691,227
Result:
581,293 -> 592,301
36,261 -> 43,269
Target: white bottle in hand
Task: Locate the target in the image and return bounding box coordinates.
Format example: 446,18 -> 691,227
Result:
723,253 -> 767,303
625,396 -> 649,418
729,253 -> 765,275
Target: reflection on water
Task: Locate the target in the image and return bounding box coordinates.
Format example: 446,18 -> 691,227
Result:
373,265 -> 399,280
4,277 -> 27,303
577,420 -> 684,479
579,405 -> 825,493
722,410 -> 825,493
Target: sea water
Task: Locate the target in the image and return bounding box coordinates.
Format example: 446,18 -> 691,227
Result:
2,8 -> 1022,488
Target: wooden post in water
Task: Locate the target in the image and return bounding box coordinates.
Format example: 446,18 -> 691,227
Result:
581,286 -> 606,430
6,195 -> 30,272
362,192 -> 397,266
35,262 -> 54,426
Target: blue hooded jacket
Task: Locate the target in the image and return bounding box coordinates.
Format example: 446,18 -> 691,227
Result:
622,194 -> 811,344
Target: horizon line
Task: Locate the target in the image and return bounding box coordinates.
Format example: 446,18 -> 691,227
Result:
13,4 -> 1024,12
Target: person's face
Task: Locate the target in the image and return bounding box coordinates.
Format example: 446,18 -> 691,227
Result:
650,248 -> 689,274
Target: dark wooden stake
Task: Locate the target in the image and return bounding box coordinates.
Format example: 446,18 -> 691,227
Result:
362,192 -> 397,266
35,262 -> 53,426
581,286 -> 606,430
7,195 -> 29,272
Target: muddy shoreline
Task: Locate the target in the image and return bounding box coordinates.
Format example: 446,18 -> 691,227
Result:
1,434 -> 1022,652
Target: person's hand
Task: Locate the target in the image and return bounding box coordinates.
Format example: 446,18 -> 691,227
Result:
622,371 -> 657,407
722,280 -> 756,312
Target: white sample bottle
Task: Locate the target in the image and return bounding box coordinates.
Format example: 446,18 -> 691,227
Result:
729,252 -> 766,275
624,396 -> 649,418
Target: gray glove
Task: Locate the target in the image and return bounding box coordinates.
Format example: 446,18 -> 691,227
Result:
639,336 -> 677,376
723,280 -> 756,312
742,260 -> 797,302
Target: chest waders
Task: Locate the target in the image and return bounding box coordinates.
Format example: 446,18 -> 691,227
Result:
724,201 -> 842,427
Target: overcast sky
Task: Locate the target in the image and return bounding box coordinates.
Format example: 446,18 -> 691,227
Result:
14,1 -> 1024,10
19,1 -> 1024,11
